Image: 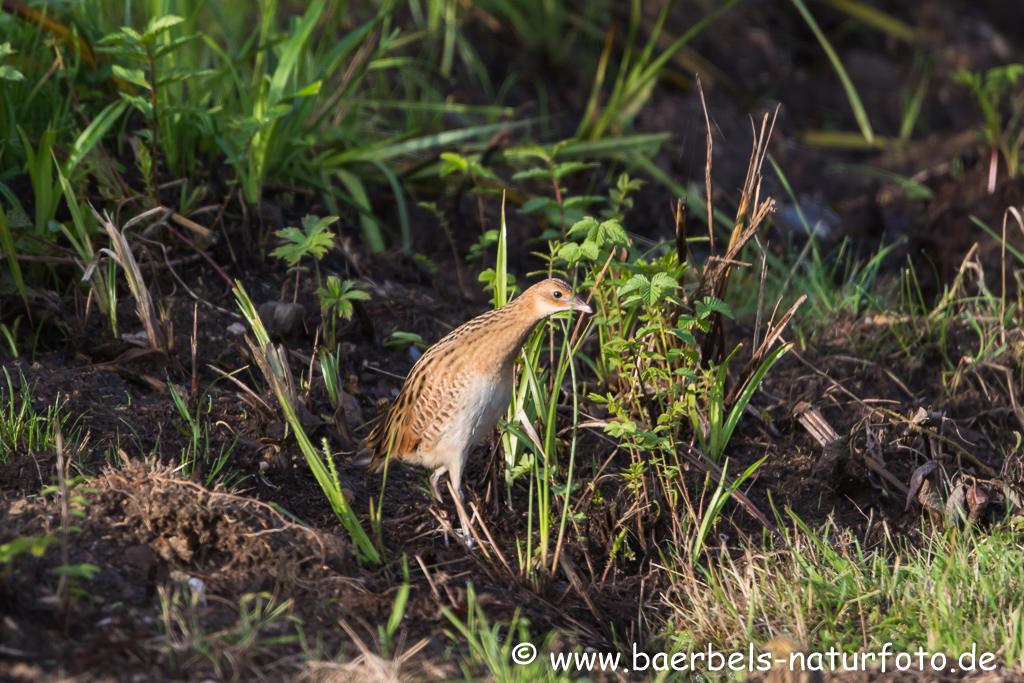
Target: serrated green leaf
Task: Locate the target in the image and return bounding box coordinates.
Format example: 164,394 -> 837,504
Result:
569,216 -> 598,237
551,161 -> 599,178
558,243 -> 582,262
695,296 -> 733,319
567,216 -> 629,248
271,215 -> 338,266
101,26 -> 142,45
510,167 -> 552,181
597,219 -> 629,247
504,144 -> 551,162
620,272 -> 676,307
142,15 -> 185,43
112,65 -> 151,89
651,272 -> 679,291
580,240 -> 600,260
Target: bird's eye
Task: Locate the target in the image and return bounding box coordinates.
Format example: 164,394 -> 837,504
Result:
552,290 -> 562,298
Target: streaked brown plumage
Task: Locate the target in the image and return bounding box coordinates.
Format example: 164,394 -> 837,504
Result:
764,637 -> 824,683
358,278 -> 591,540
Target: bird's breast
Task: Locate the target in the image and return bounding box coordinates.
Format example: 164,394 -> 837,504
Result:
462,370 -> 515,446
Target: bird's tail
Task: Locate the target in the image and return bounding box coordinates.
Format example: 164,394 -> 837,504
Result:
354,444 -> 388,473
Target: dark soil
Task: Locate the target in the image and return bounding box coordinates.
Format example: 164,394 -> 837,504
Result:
3,0 -> 1024,681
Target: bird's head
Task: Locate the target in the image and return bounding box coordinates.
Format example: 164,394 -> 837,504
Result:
524,278 -> 593,318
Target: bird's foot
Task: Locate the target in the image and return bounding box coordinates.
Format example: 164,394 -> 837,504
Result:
455,527 -> 476,549
424,507 -> 470,548
432,512 -> 478,549
424,495 -> 485,550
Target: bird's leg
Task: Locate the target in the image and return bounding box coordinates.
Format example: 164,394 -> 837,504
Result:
447,460 -> 476,548
427,466 -> 454,546
429,466 -> 448,503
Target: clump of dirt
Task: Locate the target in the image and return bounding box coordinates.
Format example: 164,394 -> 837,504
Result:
0,461 -> 353,679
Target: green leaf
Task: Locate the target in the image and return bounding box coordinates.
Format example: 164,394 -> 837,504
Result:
100,26 -> 143,46
695,296 -> 733,320
64,100 -> 127,175
620,272 -> 678,307
651,272 -> 679,291
551,161 -> 599,178
568,216 -> 629,247
439,152 -> 469,175
557,239 -> 601,265
152,32 -> 202,59
51,563 -> 102,579
0,47 -> 25,80
597,219 -> 629,247
271,215 -> 338,267
317,276 -> 369,321
336,169 -> 383,252
385,330 -> 428,351
0,535 -> 57,564
604,419 -> 637,438
789,0 -> 874,144
156,67 -> 218,87
562,195 -> 603,209
510,167 -> 552,181
283,80 -> 322,101
504,144 -> 552,163
267,0 -> 325,108
519,197 -> 556,213
142,15 -> 185,43
325,119 -> 540,166
557,242 -> 581,263
112,65 -> 151,90
568,216 -> 598,238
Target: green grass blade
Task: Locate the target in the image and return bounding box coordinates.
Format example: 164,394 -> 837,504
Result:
795,129 -> 888,149
0,202 -> 27,309
812,0 -> 919,43
829,163 -> 933,200
63,100 -> 127,176
336,169 -> 384,253
971,215 -> 1024,265
549,132 -> 669,160
790,0 -> 875,144
638,0 -> 744,85
370,160 -> 411,251
234,282 -> 381,565
899,69 -> 930,143
266,0 -> 324,107
723,343 -> 792,448
323,118 -> 541,165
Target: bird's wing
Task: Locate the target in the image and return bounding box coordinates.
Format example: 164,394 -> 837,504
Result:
364,347 -> 465,470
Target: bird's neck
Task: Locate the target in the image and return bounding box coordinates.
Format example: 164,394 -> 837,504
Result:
461,297 -> 546,368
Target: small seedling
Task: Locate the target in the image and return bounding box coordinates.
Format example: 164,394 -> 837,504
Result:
271,215 -> 337,303
315,276 -> 368,350
954,64 -> 1024,185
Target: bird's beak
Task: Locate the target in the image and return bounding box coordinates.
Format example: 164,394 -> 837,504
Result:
572,296 -> 593,314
